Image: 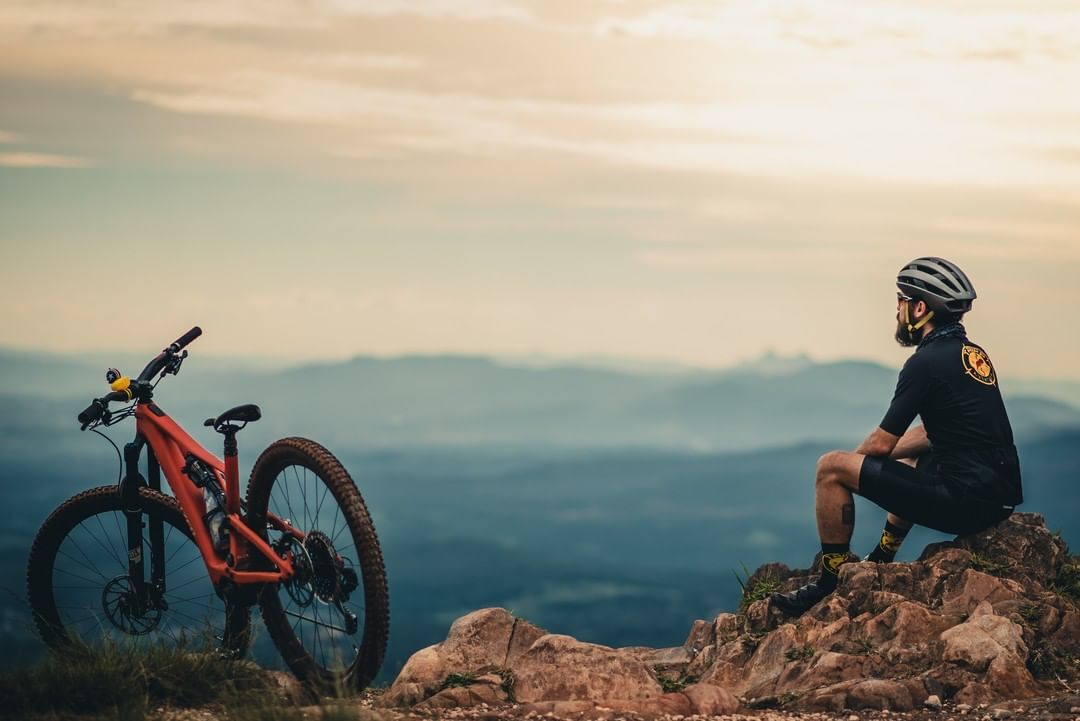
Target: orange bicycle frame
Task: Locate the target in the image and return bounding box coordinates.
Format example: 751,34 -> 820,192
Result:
135,403 -> 297,586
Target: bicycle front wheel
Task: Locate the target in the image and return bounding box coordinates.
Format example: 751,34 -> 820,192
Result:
247,437 -> 389,692
27,486 -> 250,655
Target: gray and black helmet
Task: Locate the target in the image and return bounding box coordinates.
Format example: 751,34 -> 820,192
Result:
897,257 -> 976,314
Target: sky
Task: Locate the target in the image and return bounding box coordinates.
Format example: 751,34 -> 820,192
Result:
1,1 -> 1079,378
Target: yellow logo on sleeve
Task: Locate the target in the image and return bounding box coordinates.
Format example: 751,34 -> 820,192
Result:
961,345 -> 997,386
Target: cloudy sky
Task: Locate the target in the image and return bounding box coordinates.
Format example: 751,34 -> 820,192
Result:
1,0 -> 1078,377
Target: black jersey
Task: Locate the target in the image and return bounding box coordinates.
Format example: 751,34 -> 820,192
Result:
880,332 -> 1022,505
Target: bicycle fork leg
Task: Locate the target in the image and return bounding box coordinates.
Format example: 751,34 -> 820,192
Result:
147,448 -> 166,592
121,439 -> 149,603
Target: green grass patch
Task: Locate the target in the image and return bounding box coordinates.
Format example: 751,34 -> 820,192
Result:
740,631 -> 766,653
656,673 -> 698,693
784,644 -> 814,662
969,552 -> 1013,577
0,638 -> 276,719
778,692 -> 800,707
1050,559 -> 1080,607
734,563 -> 781,614
439,671 -> 478,690
495,667 -> 515,702
850,634 -> 875,656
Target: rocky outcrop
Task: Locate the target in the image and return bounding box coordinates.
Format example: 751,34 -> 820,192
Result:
381,513 -> 1079,716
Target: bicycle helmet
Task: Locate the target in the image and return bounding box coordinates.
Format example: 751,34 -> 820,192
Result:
897,257 -> 976,315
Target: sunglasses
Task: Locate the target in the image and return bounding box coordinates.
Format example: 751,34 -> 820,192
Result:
896,291 -> 915,306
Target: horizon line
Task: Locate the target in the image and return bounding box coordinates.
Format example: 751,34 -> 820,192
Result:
3,343 -> 1080,384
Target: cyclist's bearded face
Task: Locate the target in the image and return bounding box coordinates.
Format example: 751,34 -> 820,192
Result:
895,299 -> 925,347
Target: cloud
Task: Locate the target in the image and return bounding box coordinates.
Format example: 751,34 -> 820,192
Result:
328,0 -> 532,22
595,1 -> 1080,63
0,129 -> 18,143
0,0 -> 534,37
304,53 -> 425,71
0,152 -> 91,168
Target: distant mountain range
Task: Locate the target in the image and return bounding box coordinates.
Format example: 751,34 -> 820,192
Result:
1,349 -> 1078,453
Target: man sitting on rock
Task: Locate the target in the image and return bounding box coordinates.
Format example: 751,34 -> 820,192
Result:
772,257 -> 1024,617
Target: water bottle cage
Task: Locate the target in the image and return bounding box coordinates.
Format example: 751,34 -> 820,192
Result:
184,454 -> 230,552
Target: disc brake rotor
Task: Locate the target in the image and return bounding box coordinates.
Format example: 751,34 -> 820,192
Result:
101,576 -> 162,635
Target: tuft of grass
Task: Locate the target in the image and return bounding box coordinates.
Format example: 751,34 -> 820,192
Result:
656,672 -> 698,693
0,637 -> 276,719
850,634 -> 875,656
734,563 -> 781,614
784,644 -> 814,662
1017,603 -> 1041,628
741,631 -> 766,653
969,552 -> 1013,577
779,692 -> 800,706
439,671 -> 478,690
495,667 -> 516,702
1050,560 -> 1080,607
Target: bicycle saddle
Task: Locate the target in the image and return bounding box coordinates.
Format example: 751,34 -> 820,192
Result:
204,404 -> 262,428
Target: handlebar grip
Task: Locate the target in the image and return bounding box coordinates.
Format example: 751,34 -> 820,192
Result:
78,400 -> 104,426
169,326 -> 202,353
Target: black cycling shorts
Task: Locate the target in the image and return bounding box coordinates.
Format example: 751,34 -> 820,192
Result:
859,453 -> 1014,536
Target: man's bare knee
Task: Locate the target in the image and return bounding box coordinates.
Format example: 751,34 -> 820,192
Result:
817,450 -> 846,475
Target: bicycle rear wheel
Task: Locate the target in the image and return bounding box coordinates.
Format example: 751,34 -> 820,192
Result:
246,437 -> 389,693
27,485 -> 250,655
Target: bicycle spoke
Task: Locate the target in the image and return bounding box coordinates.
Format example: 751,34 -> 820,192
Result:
93,512 -> 126,569
54,566 -> 108,586
302,467 -> 311,532
58,538 -> 111,581
167,592 -> 219,604
76,519 -> 126,572
282,609 -> 351,634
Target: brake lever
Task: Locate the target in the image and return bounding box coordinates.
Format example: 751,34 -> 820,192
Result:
161,349 -> 188,378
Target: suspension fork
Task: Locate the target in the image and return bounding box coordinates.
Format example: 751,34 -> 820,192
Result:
120,436 -> 151,603
147,446 -> 166,591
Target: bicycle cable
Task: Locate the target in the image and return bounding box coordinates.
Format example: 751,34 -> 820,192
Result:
90,426 -> 123,485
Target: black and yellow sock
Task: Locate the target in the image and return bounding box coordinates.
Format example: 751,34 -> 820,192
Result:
818,542 -> 851,592
867,520 -> 909,563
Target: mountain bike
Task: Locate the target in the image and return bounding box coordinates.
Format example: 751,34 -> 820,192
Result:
25,327 -> 390,692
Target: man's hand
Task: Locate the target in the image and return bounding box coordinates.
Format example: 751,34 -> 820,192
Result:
888,424 -> 931,460
854,427 -> 901,458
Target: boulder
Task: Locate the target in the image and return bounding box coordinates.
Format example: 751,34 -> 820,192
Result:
921,513 -> 1069,587
941,609 -> 1028,671
440,608 -> 519,669
683,618 -> 714,652
847,679 -> 916,711
511,634 -> 663,703
380,608 -> 546,707
379,644 -> 445,706
941,569 -> 1025,616
683,682 -> 740,714
415,680 -> 509,709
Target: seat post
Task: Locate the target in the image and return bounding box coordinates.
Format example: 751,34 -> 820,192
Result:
222,426 -> 242,516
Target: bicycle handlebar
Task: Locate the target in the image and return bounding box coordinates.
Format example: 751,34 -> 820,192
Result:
78,390 -> 133,428
169,326 -> 202,354
136,326 -> 202,383
78,327 -> 203,428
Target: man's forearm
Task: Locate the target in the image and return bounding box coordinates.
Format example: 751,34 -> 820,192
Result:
889,425 -> 930,459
